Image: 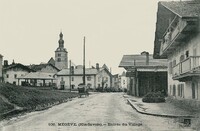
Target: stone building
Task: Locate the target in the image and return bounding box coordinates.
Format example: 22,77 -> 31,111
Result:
3,61 -> 33,85
56,63 -> 112,90
55,32 -> 68,70
153,1 -> 200,100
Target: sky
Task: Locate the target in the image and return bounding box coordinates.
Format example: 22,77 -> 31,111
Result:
0,0 -> 175,74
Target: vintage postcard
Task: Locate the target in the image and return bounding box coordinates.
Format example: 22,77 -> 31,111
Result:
0,0 -> 200,130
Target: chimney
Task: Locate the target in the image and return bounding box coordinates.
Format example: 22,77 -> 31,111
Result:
141,51 -> 149,65
4,60 -> 8,67
96,63 -> 99,70
12,59 -> 15,65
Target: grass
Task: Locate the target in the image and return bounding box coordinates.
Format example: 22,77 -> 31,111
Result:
0,83 -> 78,117
0,97 -> 14,114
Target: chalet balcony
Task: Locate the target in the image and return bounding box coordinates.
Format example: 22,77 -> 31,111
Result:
172,56 -> 200,81
159,16 -> 198,57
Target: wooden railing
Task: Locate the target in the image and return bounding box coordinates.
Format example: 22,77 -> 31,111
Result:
160,19 -> 187,55
172,56 -> 200,77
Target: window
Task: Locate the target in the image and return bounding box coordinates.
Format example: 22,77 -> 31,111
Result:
180,84 -> 184,98
58,54 -> 61,57
173,85 -> 176,96
13,81 -> 16,85
178,85 -> 181,96
71,77 -> 74,81
14,74 -> 17,78
57,58 -> 61,62
192,82 -> 198,99
87,76 -> 91,81
6,74 -> 9,78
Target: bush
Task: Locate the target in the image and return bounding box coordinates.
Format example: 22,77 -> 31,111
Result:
142,92 -> 165,103
0,97 -> 14,114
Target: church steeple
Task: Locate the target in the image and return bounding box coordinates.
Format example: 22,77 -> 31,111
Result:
55,31 -> 68,70
58,32 -> 64,48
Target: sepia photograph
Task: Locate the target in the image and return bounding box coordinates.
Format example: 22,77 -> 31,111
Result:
0,0 -> 200,130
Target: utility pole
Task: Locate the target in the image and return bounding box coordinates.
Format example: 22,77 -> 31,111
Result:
69,60 -> 71,92
83,36 -> 86,85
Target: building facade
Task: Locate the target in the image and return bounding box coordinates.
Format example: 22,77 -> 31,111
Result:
119,51 -> 168,96
3,62 -> 33,85
112,74 -> 120,90
119,71 -> 128,90
56,64 -> 112,90
55,32 -> 68,70
153,1 -> 200,100
18,63 -> 60,86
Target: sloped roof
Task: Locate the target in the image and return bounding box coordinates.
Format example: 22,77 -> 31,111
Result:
112,74 -> 119,78
17,72 -> 55,80
30,63 -> 60,72
3,63 -> 34,72
153,1 -> 200,58
0,54 -> 3,57
48,57 -> 55,65
102,64 -> 109,70
57,68 -> 99,76
119,54 -> 167,67
161,1 -> 200,18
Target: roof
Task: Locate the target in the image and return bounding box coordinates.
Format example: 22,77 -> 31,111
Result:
30,63 -> 60,72
153,1 -> 200,58
112,74 -> 119,77
48,57 -> 55,65
161,1 -> 200,18
17,72 -> 55,80
137,68 -> 167,72
3,63 -> 34,72
119,54 -> 168,68
102,64 -> 109,70
0,54 -> 3,57
57,68 -> 99,76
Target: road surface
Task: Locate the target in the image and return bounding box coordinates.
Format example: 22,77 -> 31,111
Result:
0,93 -> 190,131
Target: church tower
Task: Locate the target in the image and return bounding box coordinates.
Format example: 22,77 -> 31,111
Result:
55,32 -> 68,70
